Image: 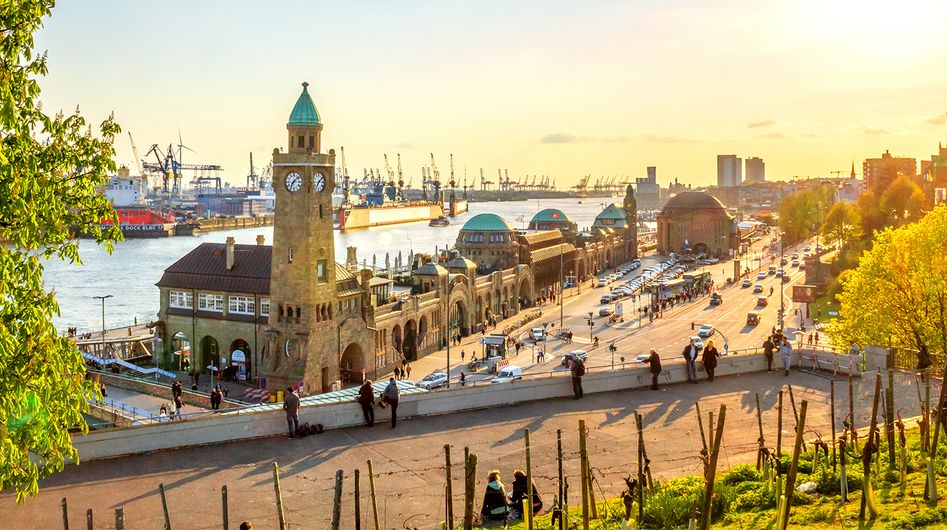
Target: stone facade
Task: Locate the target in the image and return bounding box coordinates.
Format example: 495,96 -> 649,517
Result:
656,191 -> 738,256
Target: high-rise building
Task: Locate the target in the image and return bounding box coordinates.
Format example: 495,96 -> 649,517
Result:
717,155 -> 742,187
634,165 -> 660,208
745,157 -> 765,183
863,150 -> 916,192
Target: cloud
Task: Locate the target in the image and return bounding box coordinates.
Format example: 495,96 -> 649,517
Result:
862,127 -> 891,135
394,141 -> 415,149
540,133 -> 584,143
747,120 -> 776,128
924,114 -> 945,125
601,135 -> 631,143
643,134 -> 698,144
757,132 -> 787,139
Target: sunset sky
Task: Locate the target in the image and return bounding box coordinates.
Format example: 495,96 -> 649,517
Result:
36,0 -> 947,188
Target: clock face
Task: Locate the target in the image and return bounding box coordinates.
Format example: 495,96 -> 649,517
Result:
313,172 -> 326,192
285,172 -> 302,192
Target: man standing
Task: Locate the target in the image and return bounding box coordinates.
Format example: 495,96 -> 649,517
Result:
762,336 -> 775,372
682,338 -> 699,384
779,338 -> 793,376
357,379 -> 375,427
383,377 -> 400,428
702,339 -> 720,382
648,349 -> 662,390
283,387 -> 300,439
172,380 -> 182,401
570,356 -> 585,399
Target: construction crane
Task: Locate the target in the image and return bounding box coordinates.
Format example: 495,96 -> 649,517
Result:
480,168 -> 493,191
245,152 -> 259,189
142,143 -> 223,201
127,132 -> 144,176
572,174 -> 590,192
384,154 -> 396,186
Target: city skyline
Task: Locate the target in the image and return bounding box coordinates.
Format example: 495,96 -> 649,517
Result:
35,0 -> 947,188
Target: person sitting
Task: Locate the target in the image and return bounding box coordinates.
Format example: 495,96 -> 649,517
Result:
508,469 -> 543,519
480,470 -> 511,522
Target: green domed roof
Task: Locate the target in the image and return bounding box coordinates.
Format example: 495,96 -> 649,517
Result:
531,208 -> 572,224
595,203 -> 627,220
288,82 -> 322,126
415,261 -> 448,276
447,255 -> 477,270
460,213 -> 514,232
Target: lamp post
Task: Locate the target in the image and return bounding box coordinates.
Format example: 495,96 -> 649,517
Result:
92,294 -> 113,357
778,231 -> 786,332
559,245 -> 564,328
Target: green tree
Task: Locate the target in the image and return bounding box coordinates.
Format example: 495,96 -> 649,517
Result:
855,190 -> 889,241
827,205 -> 947,361
778,186 -> 833,244
880,175 -> 924,224
820,202 -> 861,250
1,0 -> 122,500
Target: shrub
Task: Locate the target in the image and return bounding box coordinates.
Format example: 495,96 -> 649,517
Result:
640,477 -> 733,528
720,464 -> 761,485
731,483 -> 776,512
884,506 -> 947,529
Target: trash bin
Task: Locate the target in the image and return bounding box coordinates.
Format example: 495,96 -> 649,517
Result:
276,390 -> 284,403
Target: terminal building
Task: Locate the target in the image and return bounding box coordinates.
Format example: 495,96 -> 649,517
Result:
154,83 -> 638,394
655,191 -> 738,256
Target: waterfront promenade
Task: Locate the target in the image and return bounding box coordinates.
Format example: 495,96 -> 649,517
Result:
0,368 -> 924,529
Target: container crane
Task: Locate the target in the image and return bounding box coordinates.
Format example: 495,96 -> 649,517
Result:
127,132 -> 144,177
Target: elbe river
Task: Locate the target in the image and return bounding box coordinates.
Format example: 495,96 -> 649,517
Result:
44,198 -> 649,331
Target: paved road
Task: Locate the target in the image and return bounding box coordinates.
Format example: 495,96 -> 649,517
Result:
1,368 -> 924,529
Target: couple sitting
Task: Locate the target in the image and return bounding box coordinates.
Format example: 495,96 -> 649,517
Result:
481,469 -> 543,523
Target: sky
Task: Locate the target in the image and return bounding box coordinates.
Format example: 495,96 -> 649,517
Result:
35,0 -> 947,189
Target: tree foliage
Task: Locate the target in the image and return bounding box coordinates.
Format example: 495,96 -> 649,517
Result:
1,0 -> 122,500
820,201 -> 861,250
855,190 -> 889,241
880,175 -> 927,225
778,185 -> 833,244
827,205 -> 947,358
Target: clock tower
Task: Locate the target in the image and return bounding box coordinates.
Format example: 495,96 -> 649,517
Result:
263,82 -> 340,393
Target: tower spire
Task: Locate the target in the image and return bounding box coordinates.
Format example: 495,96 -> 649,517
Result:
851,161 -> 856,179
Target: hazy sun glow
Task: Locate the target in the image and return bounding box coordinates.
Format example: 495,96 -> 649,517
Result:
35,0 -> 947,188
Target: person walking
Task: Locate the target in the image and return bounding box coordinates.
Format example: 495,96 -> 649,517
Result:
383,377 -> 400,428
404,363 -> 412,381
283,386 -> 300,439
357,379 -> 375,427
459,371 -> 466,387
173,395 -> 184,420
779,337 -> 793,376
210,385 -> 222,411
570,355 -> 585,399
762,336 -> 775,372
648,349 -> 662,390
682,338 -> 699,384
460,349 -> 465,363
393,366 -> 401,380
702,339 -> 720,382
172,380 -> 182,401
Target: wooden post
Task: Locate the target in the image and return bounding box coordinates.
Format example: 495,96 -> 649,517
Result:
776,389 -> 783,472
924,370 -> 932,454
830,380 -> 837,473
695,401 -> 708,454
849,377 -> 857,451
708,410 -> 715,449
587,464 -> 598,520
787,385 -> 806,451
444,445 -> 454,529
114,507 -> 124,530
367,459 -> 380,530
557,430 -> 564,530
354,469 -> 362,530
464,453 -> 478,530
579,419 -> 590,530
780,400 -> 808,530
524,429 -> 534,530
85,509 -> 93,530
699,405 -> 726,530
635,411 -> 645,522
222,485 -> 229,530
755,393 -> 765,470
159,483 -> 171,530
272,463 -> 286,530
859,372 -> 882,521
61,497 -> 69,530
332,469 -> 344,530
885,369 -> 896,469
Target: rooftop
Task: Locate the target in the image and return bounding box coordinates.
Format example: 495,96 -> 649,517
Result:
530,208 -> 572,224
156,243 -> 271,295
460,213 -> 514,232
287,82 -> 322,127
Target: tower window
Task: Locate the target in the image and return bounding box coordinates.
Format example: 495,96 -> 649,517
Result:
298,135 -> 305,148
288,247 -> 294,263
308,135 -> 314,148
319,204 -> 323,219
317,260 -> 327,283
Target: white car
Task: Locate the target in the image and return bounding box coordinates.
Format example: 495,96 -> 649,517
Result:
417,372 -> 448,390
491,365 -> 523,383
690,336 -> 704,350
530,328 -> 546,342
698,324 -> 715,337
597,278 -> 607,287
756,271 -> 767,280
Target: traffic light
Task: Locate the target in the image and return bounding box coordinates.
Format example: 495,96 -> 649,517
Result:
608,343 -> 617,353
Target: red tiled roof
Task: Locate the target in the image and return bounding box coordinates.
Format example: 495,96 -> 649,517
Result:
156,243 -> 272,295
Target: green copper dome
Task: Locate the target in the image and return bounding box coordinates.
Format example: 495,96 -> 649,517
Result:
461,213 -> 514,232
288,82 -> 322,126
531,208 -> 571,224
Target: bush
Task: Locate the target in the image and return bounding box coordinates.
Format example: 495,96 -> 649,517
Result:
720,464 -> 761,485
884,506 -> 947,529
731,483 -> 776,512
640,477 -> 733,528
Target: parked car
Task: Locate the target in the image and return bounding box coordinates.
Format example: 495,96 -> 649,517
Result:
491,365 -> 523,383
753,284 -> 764,293
417,371 -> 449,390
698,324 -> 715,337
710,293 -> 723,306
561,350 -> 587,367
600,294 -> 614,304
530,328 -> 546,342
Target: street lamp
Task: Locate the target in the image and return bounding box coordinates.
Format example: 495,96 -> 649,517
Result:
778,231 -> 786,332
92,294 -> 113,357
587,312 -> 594,343
559,244 -> 564,328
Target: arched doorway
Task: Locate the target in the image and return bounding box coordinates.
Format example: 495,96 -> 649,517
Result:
518,276 -> 533,308
418,315 -> 429,350
453,299 -> 469,336
494,289 -> 501,317
403,320 -> 418,361
476,295 -> 484,324
693,242 -> 708,255
391,325 -> 403,355
340,342 -> 364,386
171,331 -> 190,371
484,293 -> 492,322
200,335 -> 220,373
229,339 -> 250,382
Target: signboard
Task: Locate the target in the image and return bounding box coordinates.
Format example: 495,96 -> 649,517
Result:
231,349 -> 247,381
792,285 -> 819,303
614,302 -> 623,317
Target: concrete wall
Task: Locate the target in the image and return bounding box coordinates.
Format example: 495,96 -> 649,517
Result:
96,372 -> 239,410
74,352 -> 778,462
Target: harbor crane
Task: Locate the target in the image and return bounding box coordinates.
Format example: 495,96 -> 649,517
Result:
142,143 -> 223,201
127,132 -> 144,177
480,168 -> 493,191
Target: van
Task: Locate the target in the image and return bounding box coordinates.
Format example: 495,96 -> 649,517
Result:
491,365 -> 523,383
746,310 -> 762,326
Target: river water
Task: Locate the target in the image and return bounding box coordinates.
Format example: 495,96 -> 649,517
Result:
44,198 -> 642,331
